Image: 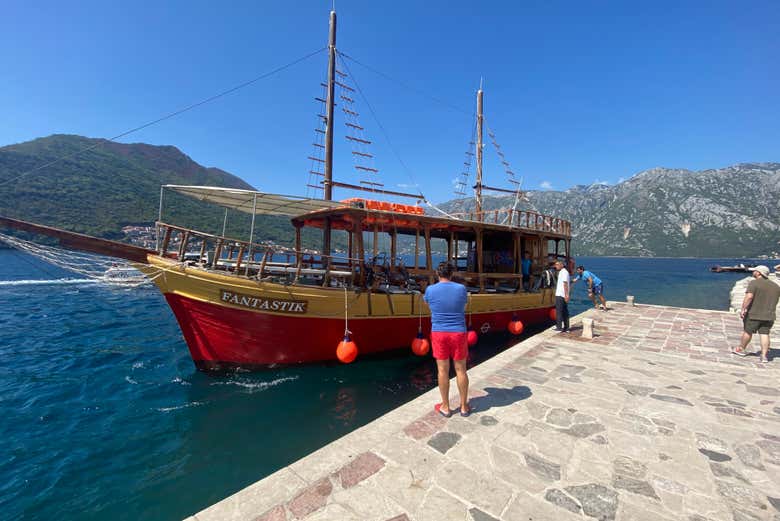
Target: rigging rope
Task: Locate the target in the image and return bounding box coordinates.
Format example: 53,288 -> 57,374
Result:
452,117 -> 479,215
424,200 -> 461,220
336,52 -> 426,203
343,286 -> 352,337
0,232 -> 153,286
0,47 -> 327,189
338,52 -> 471,116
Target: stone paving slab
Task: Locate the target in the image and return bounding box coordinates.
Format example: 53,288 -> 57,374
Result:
190,302 -> 780,521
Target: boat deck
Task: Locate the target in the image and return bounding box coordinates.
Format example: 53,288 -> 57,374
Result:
189,301 -> 780,521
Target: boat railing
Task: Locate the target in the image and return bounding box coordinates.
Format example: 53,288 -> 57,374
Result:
156,221 -> 556,293
449,209 -> 571,236
156,221 -> 358,285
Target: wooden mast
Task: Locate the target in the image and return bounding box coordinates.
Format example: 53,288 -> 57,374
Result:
322,10 -> 337,268
323,10 -> 337,200
474,83 -> 484,221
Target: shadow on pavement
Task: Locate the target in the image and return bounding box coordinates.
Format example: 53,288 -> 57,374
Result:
471,385 -> 532,414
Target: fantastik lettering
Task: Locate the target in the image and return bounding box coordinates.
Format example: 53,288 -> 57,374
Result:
219,290 -> 308,314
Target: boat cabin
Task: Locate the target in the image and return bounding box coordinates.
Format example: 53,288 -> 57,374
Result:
154,187 -> 572,294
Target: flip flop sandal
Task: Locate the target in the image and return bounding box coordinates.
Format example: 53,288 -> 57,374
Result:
434,403 -> 452,418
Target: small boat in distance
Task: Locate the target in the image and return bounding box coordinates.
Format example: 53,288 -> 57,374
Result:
103,265 -> 148,285
710,264 -> 756,273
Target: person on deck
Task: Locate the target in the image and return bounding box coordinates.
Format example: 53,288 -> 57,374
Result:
554,260 -> 570,332
573,265 -> 608,310
521,252 -> 533,292
424,262 -> 471,417
732,265 -> 780,363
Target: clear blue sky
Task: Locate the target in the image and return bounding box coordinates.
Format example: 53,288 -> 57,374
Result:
1,1 -> 777,202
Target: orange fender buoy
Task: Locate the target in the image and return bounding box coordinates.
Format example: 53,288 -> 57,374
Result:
411,332 -> 430,356
336,335 -> 358,363
508,319 -> 524,335
467,329 -> 478,346
548,308 -> 557,321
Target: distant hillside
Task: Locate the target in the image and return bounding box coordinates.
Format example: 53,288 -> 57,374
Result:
3,137 -> 777,258
442,163 -> 780,258
0,134 -> 258,240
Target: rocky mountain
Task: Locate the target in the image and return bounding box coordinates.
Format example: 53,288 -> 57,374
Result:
442,163 -> 780,258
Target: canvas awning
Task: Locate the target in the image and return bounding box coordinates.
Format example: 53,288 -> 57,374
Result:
163,185 -> 342,216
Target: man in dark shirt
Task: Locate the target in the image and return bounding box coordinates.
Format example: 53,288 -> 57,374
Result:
732,265 -> 780,363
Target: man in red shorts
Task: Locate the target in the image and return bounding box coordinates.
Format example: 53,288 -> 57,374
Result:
423,262 -> 470,417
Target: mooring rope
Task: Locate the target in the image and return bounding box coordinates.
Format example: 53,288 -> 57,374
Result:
0,47 -> 327,189
343,286 -> 352,337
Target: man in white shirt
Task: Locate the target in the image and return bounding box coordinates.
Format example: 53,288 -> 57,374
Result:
554,260 -> 570,332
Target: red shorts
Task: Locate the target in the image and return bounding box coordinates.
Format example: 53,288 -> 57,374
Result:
431,331 -> 468,361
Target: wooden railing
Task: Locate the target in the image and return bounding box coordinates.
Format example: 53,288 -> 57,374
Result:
156,222 -> 356,286
156,221 -> 561,293
449,209 -> 571,236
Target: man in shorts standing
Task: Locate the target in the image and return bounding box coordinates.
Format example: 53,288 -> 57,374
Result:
573,265 -> 608,310
554,260 -> 570,332
732,265 -> 780,363
424,262 -> 470,417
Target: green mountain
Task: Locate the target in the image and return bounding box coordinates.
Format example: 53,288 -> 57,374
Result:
0,134 -> 348,250
442,163 -> 780,258
0,134 -> 256,238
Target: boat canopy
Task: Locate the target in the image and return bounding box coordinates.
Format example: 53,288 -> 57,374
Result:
163,185 -> 342,216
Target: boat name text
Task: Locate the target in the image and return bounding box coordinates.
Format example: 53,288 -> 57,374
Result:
220,290 -> 307,314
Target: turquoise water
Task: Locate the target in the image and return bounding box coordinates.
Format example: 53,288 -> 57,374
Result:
0,250 -> 758,520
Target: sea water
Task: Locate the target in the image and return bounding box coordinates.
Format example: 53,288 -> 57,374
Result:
0,250 -> 758,520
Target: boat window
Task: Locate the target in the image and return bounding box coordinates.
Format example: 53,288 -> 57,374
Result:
482,232 -> 514,274
429,236 -> 448,266
454,239 -> 469,271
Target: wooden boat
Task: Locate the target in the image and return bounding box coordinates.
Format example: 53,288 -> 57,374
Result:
0,10 -> 573,370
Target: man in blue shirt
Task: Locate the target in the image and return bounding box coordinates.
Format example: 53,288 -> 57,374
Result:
521,252 -> 532,292
424,262 -> 470,417
573,265 -> 608,310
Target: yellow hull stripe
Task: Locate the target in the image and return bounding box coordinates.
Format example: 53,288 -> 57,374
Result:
137,255 -> 555,319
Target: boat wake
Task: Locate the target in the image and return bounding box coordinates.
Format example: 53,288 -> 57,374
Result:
0,278 -> 98,287
155,401 -> 205,413
211,375 -> 298,392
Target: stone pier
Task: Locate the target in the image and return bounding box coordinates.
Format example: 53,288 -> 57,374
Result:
189,303 -> 780,521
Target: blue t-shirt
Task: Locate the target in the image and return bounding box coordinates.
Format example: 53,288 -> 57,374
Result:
424,281 -> 467,332
521,258 -> 532,276
574,270 -> 602,287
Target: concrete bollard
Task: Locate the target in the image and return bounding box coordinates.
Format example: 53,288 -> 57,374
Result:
582,318 -> 594,339
626,295 -> 635,306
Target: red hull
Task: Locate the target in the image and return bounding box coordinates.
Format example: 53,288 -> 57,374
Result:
165,293 -> 553,368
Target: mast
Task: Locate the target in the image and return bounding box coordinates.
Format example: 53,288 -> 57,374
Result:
474,85 -> 484,220
323,10 -> 337,201
322,10 -> 337,267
